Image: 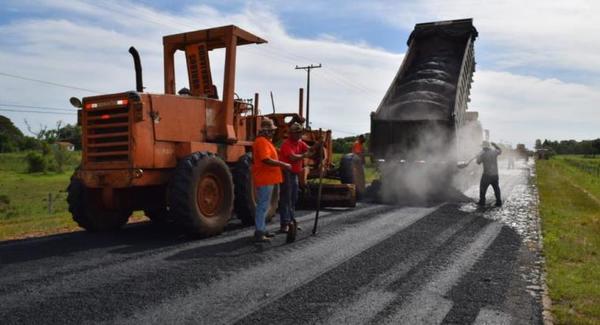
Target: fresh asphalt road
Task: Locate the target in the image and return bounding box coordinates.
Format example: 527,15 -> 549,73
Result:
0,161 -> 543,324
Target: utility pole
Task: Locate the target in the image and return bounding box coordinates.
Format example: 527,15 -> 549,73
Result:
295,64 -> 321,128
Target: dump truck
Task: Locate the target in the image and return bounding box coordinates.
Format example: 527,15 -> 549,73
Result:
67,25 -> 357,236
370,19 -> 479,198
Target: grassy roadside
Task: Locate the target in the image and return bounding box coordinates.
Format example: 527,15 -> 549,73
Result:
536,156 -> 600,324
0,152 -> 150,241
0,152 -> 82,240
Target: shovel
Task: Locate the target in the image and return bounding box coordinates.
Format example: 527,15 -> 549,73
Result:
312,132 -> 326,235
457,155 -> 478,169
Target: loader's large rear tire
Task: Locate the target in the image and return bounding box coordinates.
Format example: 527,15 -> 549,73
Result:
340,153 -> 366,198
233,152 -> 279,226
168,152 -> 233,236
67,177 -> 131,232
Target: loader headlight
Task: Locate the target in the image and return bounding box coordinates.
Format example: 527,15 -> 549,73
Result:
134,169 -> 144,178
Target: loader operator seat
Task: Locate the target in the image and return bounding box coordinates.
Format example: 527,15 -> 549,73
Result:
177,86 -> 218,99
210,85 -> 219,99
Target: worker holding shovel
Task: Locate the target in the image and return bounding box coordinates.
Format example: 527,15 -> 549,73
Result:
476,141 -> 503,207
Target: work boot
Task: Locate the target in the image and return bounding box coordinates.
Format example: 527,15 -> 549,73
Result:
477,200 -> 486,206
254,231 -> 272,243
495,201 -> 503,207
264,231 -> 276,238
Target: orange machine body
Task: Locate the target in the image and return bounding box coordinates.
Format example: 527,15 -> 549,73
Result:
77,92 -> 256,189
75,25 -> 266,213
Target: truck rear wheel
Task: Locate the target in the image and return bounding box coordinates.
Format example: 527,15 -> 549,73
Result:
67,177 -> 131,232
168,152 -> 233,236
233,152 -> 279,226
340,153 -> 366,198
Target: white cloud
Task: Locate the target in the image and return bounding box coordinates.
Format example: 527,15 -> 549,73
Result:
352,0 -> 600,75
472,70 -> 600,146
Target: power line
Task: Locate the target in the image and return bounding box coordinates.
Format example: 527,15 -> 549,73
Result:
92,1 -> 380,97
0,72 -> 100,94
295,64 -> 322,128
92,0 -> 183,31
253,45 -> 378,96
0,103 -> 76,113
268,44 -> 377,93
0,108 -> 76,115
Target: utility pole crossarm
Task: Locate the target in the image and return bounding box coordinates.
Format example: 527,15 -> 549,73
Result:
295,64 -> 322,129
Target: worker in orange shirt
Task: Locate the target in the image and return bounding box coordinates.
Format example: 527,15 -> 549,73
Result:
252,118 -> 291,242
352,134 -> 366,162
278,123 -> 320,233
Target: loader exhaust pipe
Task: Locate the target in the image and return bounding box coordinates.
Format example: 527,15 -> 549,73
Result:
128,46 -> 144,92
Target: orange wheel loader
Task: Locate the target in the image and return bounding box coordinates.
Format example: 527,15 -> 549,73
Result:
67,25 -> 279,236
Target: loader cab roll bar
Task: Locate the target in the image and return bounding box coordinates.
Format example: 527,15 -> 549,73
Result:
162,25 -> 267,142
162,25 -> 267,98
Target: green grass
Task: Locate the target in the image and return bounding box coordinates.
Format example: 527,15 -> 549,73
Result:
536,155 -> 600,324
0,151 -> 150,241
0,151 -> 82,240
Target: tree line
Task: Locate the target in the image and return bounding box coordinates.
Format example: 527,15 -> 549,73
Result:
536,138 -> 600,156
0,115 -> 81,173
0,115 -> 81,153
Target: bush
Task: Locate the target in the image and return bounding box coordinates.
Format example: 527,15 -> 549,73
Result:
25,152 -> 49,173
19,136 -> 41,151
0,194 -> 17,219
41,142 -> 52,155
0,195 -> 9,206
50,146 -> 79,173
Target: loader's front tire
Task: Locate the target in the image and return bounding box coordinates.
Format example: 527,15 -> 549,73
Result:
168,152 -> 233,236
340,153 -> 366,198
232,152 -> 280,226
67,178 -> 131,232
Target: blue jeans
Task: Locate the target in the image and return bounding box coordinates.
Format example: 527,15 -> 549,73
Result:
279,170 -> 299,226
255,185 -> 273,233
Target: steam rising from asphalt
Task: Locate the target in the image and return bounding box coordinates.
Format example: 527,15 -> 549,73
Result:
375,120 -> 483,205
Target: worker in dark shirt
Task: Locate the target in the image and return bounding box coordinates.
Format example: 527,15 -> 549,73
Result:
476,141 -> 502,207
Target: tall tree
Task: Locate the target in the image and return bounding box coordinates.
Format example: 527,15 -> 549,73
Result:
0,115 -> 24,152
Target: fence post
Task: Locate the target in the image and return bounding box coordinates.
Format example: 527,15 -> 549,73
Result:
48,193 -> 53,215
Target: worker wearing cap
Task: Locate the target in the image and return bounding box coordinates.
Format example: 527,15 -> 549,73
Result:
476,141 -> 502,207
278,123 -> 316,233
252,118 -> 291,242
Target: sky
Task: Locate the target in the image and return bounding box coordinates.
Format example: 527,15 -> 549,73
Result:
1,0 -> 599,148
